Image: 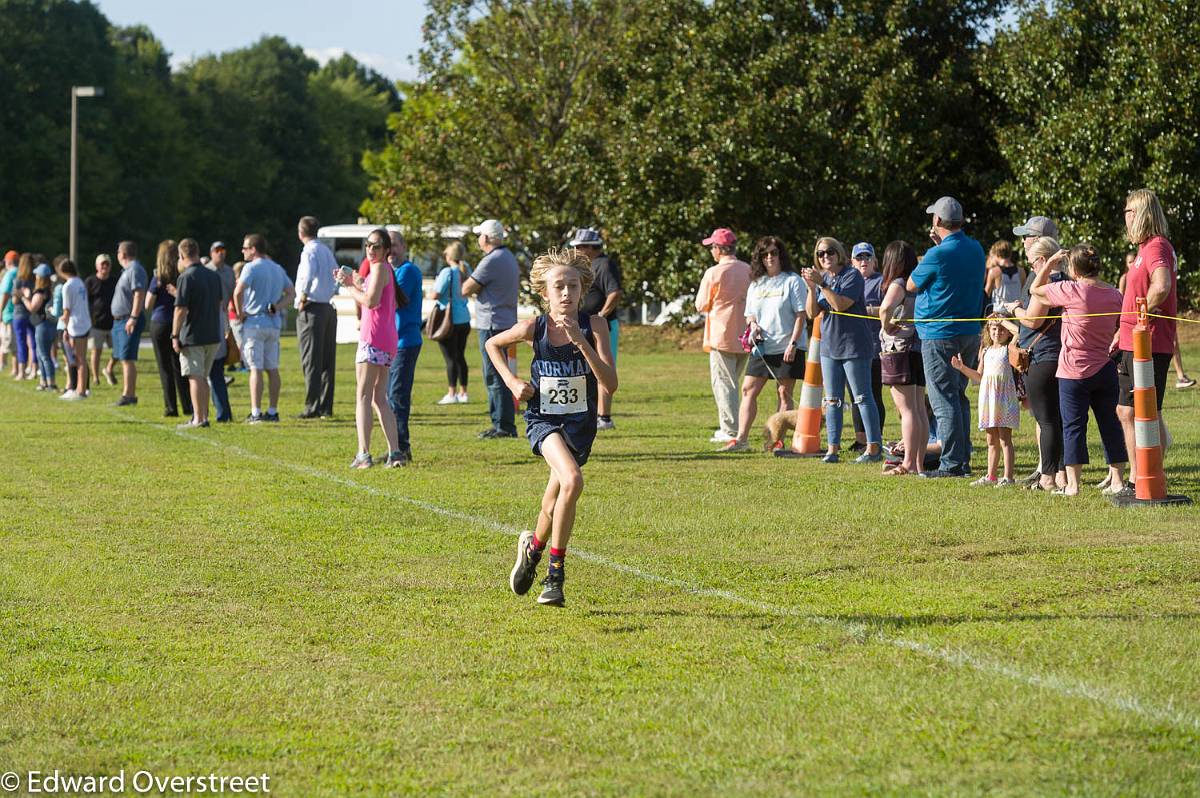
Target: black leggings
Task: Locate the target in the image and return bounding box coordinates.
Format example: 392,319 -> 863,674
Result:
852,357 -> 886,437
1025,360 -> 1064,476
437,323 -> 471,389
150,320 -> 192,415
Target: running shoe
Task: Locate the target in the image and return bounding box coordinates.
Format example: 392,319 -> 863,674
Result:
596,417 -> 616,430
385,450 -> 410,468
970,475 -> 998,487
245,413 -> 264,424
709,430 -> 734,444
436,393 -> 457,405
456,393 -> 469,403
995,477 -> 1016,487
349,452 -> 373,469
855,451 -> 883,463
114,395 -> 137,406
1177,377 -> 1196,389
821,452 -> 840,464
720,439 -> 749,453
510,530 -> 542,596
537,570 -> 565,606
264,411 -> 280,423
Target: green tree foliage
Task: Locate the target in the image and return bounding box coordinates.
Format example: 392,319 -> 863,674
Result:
981,0 -> 1200,301
365,0 -> 1006,300
362,0 -> 624,258
0,1 -> 397,273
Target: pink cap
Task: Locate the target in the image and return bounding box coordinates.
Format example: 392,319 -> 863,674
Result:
3,250 -> 17,263
702,228 -> 737,247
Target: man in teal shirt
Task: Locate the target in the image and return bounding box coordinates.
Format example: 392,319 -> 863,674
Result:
1,251 -> 19,377
908,196 -> 986,478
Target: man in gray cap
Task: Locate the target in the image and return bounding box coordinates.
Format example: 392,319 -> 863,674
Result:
907,196 -> 986,478
1012,215 -> 1059,245
570,227 -> 623,429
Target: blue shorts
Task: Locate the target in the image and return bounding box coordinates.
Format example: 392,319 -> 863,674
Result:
526,417 -> 595,467
111,315 -> 146,361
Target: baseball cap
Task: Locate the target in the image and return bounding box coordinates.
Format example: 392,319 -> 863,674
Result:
851,242 -> 875,259
569,227 -> 603,247
472,219 -> 506,239
4,250 -> 17,263
1012,216 -> 1058,239
210,241 -> 225,251
702,228 -> 737,247
33,263 -> 52,278
925,196 -> 964,223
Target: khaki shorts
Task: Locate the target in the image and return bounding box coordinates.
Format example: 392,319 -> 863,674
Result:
179,343 -> 219,377
88,327 -> 113,350
0,321 -> 12,355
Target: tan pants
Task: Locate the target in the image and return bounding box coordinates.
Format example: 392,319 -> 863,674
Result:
710,349 -> 748,437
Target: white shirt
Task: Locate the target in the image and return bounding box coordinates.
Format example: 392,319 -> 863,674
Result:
63,276 -> 91,337
295,239 -> 338,307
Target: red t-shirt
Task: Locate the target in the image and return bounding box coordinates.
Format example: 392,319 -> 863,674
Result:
1119,236 -> 1177,354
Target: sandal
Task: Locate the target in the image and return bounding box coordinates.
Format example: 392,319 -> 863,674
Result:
883,465 -> 910,476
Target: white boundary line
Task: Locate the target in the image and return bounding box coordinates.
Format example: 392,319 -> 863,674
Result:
11,383 -> 1200,732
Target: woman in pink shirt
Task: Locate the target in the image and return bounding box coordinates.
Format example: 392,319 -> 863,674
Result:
1032,244 -> 1127,496
334,228 -> 404,469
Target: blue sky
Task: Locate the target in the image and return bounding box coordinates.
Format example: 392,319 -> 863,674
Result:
93,0 -> 428,82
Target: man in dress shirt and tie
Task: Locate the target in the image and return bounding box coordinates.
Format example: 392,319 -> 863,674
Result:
294,216 -> 339,418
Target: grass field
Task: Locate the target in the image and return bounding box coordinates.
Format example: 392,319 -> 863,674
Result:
1,328 -> 1199,796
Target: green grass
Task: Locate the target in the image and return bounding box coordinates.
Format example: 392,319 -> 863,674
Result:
1,331 -> 1199,796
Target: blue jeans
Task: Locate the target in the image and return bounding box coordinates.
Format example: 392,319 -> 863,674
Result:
388,343 -> 421,453
922,334 -> 980,473
208,354 -> 232,422
820,355 -> 880,447
478,328 -> 517,435
35,321 -> 57,383
1058,360 -> 1127,467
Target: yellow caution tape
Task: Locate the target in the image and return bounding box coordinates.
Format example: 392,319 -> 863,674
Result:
827,310 -> 1200,324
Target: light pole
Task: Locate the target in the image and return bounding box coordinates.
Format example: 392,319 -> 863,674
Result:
70,85 -> 103,265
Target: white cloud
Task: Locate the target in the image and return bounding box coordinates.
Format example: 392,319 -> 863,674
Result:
303,47 -> 417,83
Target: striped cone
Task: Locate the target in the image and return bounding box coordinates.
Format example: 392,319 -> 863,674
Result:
1114,298 -> 1191,507
775,313 -> 824,457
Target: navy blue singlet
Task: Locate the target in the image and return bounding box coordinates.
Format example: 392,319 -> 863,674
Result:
524,313 -> 598,466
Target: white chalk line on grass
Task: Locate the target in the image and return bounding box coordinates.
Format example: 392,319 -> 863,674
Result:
45,395 -> 1200,732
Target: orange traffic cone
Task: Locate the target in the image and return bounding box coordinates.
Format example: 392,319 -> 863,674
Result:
1113,298 -> 1191,506
775,313 -> 824,458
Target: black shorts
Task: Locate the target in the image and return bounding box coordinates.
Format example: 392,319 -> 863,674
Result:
745,350 -> 805,380
1117,350 -> 1171,409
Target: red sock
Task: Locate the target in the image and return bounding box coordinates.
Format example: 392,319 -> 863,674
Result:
530,536 -> 547,552
549,547 -> 566,560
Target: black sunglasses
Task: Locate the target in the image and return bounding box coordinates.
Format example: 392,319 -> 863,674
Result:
816,250 -> 836,259
365,240 -> 385,250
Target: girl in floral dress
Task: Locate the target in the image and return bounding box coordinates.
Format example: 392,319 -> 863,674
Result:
951,313 -> 1021,486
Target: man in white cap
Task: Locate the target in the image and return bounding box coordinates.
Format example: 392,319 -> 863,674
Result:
907,196 -> 986,478
570,227 -> 623,429
462,219 -> 521,438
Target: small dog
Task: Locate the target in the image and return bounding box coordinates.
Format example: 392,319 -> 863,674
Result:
763,409 -> 799,451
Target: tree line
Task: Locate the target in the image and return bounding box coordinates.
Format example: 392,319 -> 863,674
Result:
362,0 -> 1199,307
0,0 -> 400,271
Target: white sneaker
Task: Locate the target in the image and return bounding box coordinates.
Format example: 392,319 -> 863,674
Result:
596,417 -> 615,430
456,393 -> 468,404
61,391 -> 85,402
436,393 -> 457,405
709,430 -> 735,443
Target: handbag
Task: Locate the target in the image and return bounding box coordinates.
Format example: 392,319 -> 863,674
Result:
1008,317 -> 1058,374
424,268 -> 456,341
880,350 -> 911,385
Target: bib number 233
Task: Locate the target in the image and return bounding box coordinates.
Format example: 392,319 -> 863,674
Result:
539,375 -> 587,415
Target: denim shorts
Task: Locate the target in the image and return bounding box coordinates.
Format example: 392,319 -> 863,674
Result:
111,315 -> 146,361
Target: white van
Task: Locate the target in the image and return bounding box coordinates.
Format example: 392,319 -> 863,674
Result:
317,223 -> 470,344
317,223 -> 538,344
